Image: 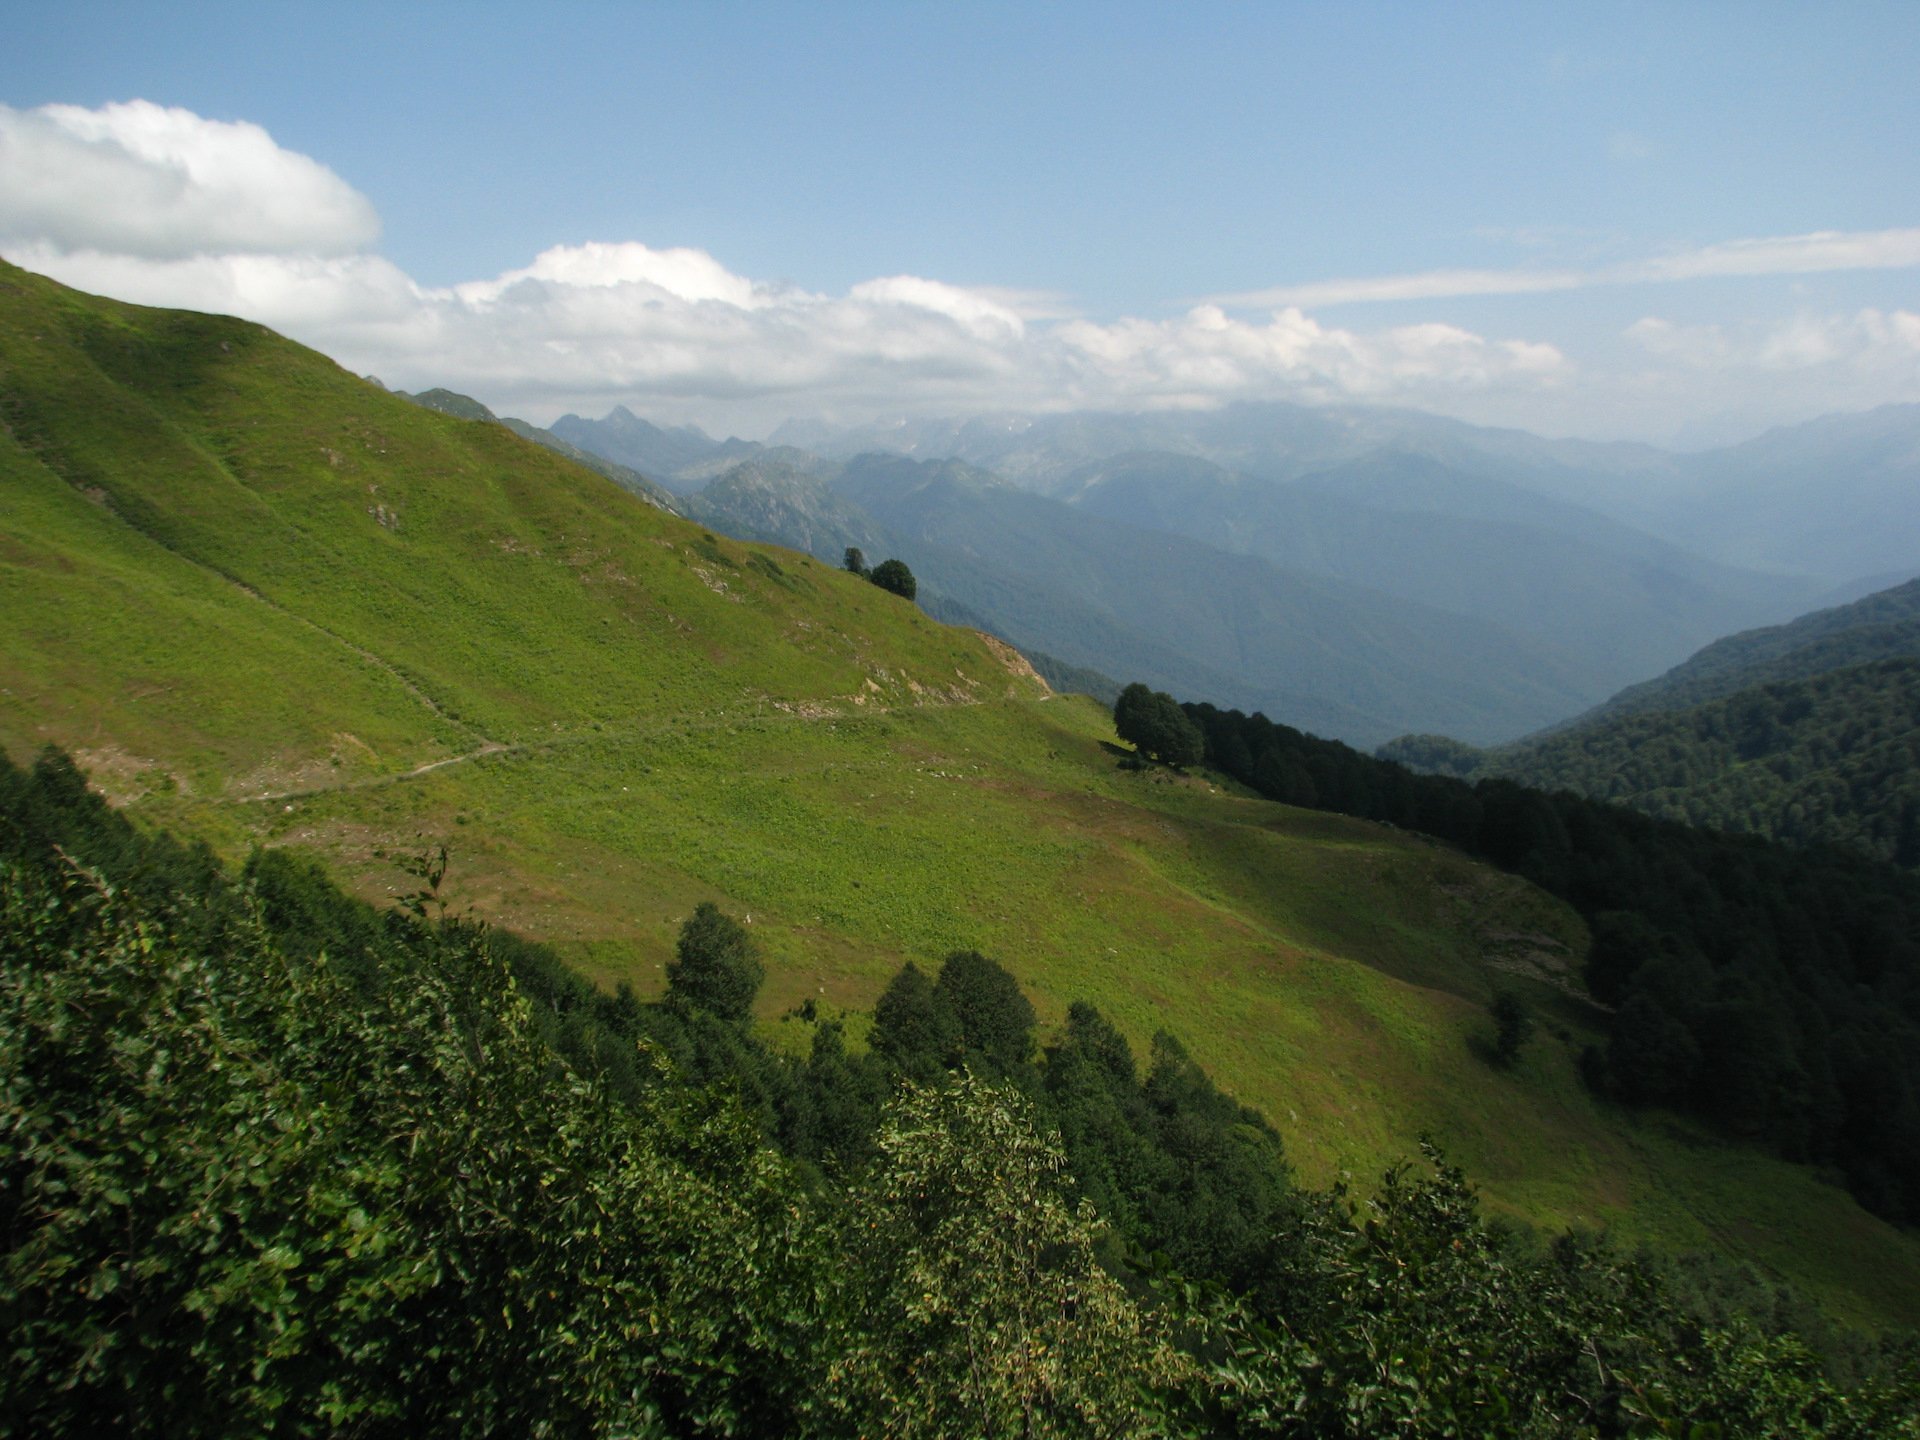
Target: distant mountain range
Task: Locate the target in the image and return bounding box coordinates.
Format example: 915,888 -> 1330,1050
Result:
767,399 -> 1920,587
547,398 -> 1920,747
548,406 -> 767,493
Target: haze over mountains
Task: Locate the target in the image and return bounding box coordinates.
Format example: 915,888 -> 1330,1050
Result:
547,399 -> 1920,747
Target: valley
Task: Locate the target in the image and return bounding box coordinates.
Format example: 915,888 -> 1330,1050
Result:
5,259 -> 1920,1333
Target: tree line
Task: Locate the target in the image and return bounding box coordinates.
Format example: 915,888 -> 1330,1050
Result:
1133,695 -> 1920,1227
1400,657 -> 1920,870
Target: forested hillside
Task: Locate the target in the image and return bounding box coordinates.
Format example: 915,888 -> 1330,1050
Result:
1487,659 -> 1920,867
1182,699 -> 1920,1223
1380,580 -> 1920,869
8,746 -> 1918,1437
1570,576 -> 1920,725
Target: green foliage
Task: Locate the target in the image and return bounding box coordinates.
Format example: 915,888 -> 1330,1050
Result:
868,557 -> 917,600
1398,579 -> 1920,873
932,949 -> 1036,1075
666,900 -> 765,1025
1375,731 -> 1488,778
1169,1146 -> 1920,1439
0,859 -> 831,1436
868,961 -> 957,1080
1115,682 -> 1204,767
1490,989 -> 1533,1068
842,545 -> 868,577
832,1074 -> 1186,1439
4,768 -> 1917,1437
1187,697 -> 1920,1226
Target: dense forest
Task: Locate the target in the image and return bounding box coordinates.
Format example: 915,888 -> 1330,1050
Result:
6,744 -> 1918,1435
1377,580 -> 1920,871
1459,658 -> 1920,867
1174,695 -> 1920,1227
1572,577 -> 1920,726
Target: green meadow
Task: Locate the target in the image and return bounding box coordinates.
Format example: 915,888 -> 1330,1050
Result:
5,258 -> 1918,1329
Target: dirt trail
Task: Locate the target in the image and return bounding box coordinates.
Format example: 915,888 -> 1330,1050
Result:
227,690 -> 1057,806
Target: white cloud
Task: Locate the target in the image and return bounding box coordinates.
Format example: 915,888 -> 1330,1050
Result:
18,99 -> 1911,443
1556,308 -> 1920,445
1047,307 -> 1566,412
1218,226 -> 1920,310
0,100 -> 378,258
1639,229 -> 1920,283
1629,306 -> 1920,374
0,103 -> 1574,431
453,240 -> 765,308
1623,316 -> 1734,367
11,233 -> 1566,430
847,275 -> 1028,341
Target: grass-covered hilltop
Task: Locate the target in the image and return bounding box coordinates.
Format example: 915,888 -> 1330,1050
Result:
4,259 -> 1920,1433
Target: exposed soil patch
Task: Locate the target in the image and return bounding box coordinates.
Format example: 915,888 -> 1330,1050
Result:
973,632 -> 1049,693
73,745 -> 181,806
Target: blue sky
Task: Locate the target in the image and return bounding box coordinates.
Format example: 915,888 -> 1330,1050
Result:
3,2 -> 1917,444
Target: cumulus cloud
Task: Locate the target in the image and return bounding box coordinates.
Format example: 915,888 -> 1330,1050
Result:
453,240 -> 765,308
1047,306 -> 1565,413
1218,227 -> 1920,310
0,100 -> 378,258
0,100 -> 1583,431
1579,308 -> 1920,444
25,99 -> 1913,441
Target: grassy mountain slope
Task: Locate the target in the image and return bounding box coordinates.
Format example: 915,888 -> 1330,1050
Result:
399,385 -> 682,512
4,261 -> 1919,1328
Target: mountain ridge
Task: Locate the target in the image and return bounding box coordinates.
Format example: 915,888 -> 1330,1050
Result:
8,259 -> 1920,1327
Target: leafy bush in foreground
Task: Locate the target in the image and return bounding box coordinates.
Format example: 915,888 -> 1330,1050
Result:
4,746 -> 1917,1436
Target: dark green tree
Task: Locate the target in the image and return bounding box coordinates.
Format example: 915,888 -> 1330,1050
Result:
868,558 -> 917,600
869,961 -> 956,1078
934,950 -> 1035,1075
842,546 -> 868,577
665,901 -> 764,1025
1489,989 -> 1533,1068
1114,682 -> 1204,767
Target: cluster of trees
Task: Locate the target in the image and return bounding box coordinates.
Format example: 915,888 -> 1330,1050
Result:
1167,697 -> 1920,1225
1114,682 -> 1204,767
5,744 -> 1919,1435
842,546 -> 917,600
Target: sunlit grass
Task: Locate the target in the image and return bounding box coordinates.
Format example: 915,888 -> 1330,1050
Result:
6,257 -> 1918,1330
